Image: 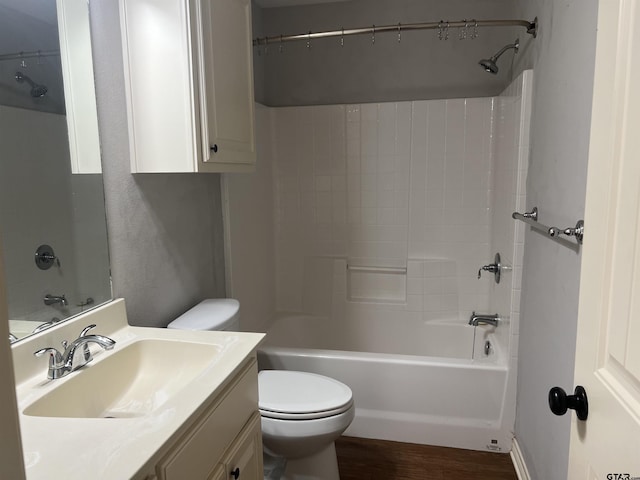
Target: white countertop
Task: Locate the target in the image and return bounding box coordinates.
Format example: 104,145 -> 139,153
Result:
12,299 -> 264,479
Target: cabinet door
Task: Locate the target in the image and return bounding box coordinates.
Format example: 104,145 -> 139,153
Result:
196,0 -> 256,170
220,413 -> 263,480
157,362 -> 259,480
207,465 -> 226,480
121,0 -> 199,173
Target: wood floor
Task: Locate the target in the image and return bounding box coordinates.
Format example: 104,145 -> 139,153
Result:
335,437 -> 518,480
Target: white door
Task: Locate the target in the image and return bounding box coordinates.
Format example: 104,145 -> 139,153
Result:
569,0 -> 640,477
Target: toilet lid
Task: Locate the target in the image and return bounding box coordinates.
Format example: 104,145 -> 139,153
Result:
258,371 -> 353,420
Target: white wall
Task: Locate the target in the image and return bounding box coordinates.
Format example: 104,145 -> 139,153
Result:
487,70 -> 533,444
69,174 -> 112,311
257,0 -> 524,105
0,106 -> 79,322
222,105 -> 277,332
271,99 -> 494,321
512,1 -> 598,479
0,106 -> 111,327
227,87 -> 532,331
489,71 -> 532,363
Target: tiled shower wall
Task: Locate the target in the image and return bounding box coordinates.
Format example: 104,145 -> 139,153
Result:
489,71 -> 532,365
0,105 -> 111,323
273,97 -> 496,321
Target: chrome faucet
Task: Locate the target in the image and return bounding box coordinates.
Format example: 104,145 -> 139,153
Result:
469,312 -> 500,327
44,294 -> 68,306
34,324 -> 116,380
32,317 -> 62,334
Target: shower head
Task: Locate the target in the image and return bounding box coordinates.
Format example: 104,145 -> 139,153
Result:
479,58 -> 499,74
15,71 -> 48,98
479,38 -> 520,75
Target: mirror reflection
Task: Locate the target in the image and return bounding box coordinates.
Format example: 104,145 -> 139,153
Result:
0,0 -> 112,342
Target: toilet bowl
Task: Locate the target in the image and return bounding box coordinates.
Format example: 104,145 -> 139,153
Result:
168,300 -> 355,480
259,370 -> 355,480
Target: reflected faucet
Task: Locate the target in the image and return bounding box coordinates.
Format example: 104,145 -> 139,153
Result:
34,324 -> 116,380
469,312 -> 500,327
44,294 -> 68,306
32,317 -> 62,334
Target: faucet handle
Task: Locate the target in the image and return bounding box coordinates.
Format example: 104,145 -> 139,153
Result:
78,324 -> 97,362
477,253 -> 502,284
35,347 -> 63,362
34,347 -> 64,379
79,324 -> 96,337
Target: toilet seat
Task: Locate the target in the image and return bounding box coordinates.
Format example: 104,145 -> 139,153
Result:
258,370 -> 353,421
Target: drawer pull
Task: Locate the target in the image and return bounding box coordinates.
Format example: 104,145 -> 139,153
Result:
230,467 -> 240,479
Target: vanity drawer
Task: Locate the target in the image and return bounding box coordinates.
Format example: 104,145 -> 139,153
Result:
157,360 -> 258,480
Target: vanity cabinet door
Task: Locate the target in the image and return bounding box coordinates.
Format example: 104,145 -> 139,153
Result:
207,465 -> 226,480
156,361 -> 259,480
217,413 -> 263,480
194,0 -> 256,171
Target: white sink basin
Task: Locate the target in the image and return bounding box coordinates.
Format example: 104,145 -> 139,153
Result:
23,339 -> 222,418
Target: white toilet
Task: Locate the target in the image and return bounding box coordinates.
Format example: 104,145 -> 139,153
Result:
168,299 -> 355,480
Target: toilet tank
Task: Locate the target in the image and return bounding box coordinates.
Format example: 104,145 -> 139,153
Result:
167,299 -> 240,331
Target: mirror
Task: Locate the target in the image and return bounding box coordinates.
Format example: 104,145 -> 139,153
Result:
0,0 -> 112,342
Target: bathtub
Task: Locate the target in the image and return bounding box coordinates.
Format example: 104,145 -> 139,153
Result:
257,313 -> 513,452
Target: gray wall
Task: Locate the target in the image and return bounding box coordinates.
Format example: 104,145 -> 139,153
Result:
89,1 -> 226,328
512,0 -> 598,479
257,0 -> 524,106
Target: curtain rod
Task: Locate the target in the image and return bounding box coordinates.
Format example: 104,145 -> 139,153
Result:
253,17 -> 538,46
0,49 -> 60,62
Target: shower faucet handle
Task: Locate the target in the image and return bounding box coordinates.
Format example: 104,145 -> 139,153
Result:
478,264 -> 498,278
477,253 -> 502,284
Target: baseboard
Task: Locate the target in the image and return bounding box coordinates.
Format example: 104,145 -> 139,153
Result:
510,437 -> 532,480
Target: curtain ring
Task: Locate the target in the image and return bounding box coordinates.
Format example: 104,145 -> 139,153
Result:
341,27 -> 344,47
307,31 -> 311,49
372,24 -> 375,44
398,22 -> 401,43
460,19 -> 468,40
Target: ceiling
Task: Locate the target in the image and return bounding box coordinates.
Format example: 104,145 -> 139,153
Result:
254,0 -> 352,8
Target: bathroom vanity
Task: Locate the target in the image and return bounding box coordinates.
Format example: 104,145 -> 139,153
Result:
12,300 -> 264,479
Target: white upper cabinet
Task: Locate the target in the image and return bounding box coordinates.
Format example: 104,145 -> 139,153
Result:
120,0 -> 256,173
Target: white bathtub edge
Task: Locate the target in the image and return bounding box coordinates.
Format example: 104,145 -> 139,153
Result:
345,407 -> 512,453
510,437 -> 532,480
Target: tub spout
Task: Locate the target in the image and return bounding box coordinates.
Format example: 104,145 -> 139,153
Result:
469,312 -> 499,327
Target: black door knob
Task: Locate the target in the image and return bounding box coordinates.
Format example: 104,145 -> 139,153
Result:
230,467 -> 240,479
548,385 -> 588,420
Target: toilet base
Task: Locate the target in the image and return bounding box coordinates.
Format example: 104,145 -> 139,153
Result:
279,443 -> 340,480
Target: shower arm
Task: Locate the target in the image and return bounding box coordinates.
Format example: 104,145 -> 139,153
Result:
253,17 -> 538,46
489,42 -> 519,62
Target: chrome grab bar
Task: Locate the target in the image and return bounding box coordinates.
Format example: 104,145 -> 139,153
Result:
512,207 -> 584,245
